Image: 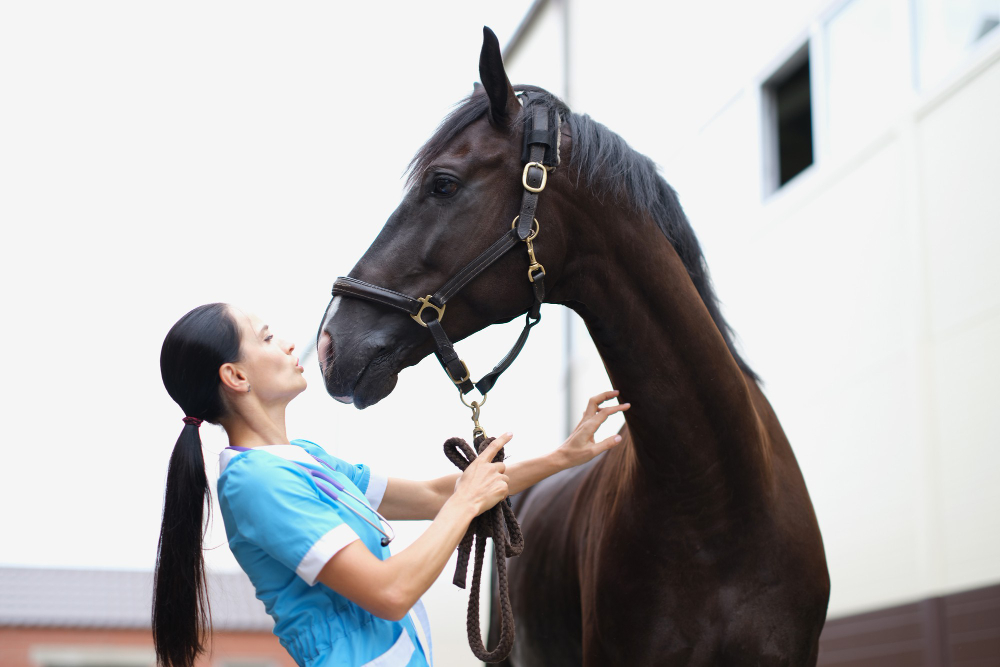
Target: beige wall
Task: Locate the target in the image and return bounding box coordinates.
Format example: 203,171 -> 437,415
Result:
506,0 -> 1000,618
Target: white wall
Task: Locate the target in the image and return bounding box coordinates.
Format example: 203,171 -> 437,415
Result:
507,0 -> 1000,618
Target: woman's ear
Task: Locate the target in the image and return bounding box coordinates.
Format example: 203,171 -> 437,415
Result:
219,362 -> 249,394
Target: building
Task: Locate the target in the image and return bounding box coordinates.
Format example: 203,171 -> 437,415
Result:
504,0 -> 1000,663
0,567 -> 295,667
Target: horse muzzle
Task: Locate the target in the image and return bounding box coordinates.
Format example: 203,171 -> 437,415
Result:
318,297 -> 418,408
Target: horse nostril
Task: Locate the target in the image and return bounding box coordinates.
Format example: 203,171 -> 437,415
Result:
318,332 -> 332,373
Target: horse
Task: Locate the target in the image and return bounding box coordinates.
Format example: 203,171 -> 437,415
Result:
317,27 -> 830,666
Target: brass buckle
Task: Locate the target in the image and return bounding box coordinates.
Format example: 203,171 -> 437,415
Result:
522,162 -> 548,193
447,359 -> 471,385
528,264 -> 546,282
511,215 -> 540,240
410,295 -> 445,327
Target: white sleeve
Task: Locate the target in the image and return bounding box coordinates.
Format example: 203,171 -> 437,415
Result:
365,472 -> 389,511
295,524 -> 362,586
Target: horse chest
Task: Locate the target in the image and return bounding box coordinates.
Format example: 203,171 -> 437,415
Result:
508,474 -> 813,666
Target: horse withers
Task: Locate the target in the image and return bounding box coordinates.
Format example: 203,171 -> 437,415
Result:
317,27 -> 830,667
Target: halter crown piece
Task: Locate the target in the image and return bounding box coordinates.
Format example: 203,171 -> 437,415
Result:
182,416 -> 203,427
329,92 -> 559,662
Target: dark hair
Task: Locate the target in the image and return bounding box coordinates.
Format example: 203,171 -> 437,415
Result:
154,303 -> 242,667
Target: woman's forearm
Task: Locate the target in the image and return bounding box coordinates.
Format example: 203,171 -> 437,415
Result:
504,450 -> 569,496
318,494 -> 476,620
421,450 -> 568,518
385,497 -> 477,612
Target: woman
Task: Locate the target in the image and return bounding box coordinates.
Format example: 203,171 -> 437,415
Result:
154,303 -> 629,667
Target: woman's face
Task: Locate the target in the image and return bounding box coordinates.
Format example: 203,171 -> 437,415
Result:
231,308 -> 307,404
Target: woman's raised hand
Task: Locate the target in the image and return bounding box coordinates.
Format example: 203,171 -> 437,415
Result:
558,390 -> 631,468
452,433 -> 512,516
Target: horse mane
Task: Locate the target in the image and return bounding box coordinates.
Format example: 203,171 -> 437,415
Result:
408,86 -> 758,382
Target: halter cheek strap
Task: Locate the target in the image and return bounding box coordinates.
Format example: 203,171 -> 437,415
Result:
330,92 -> 557,398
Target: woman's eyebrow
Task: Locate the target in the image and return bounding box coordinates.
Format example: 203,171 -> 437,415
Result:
258,324 -> 270,338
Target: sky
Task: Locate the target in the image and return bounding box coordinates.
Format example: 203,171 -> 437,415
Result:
1,4 -> 592,662
0,1 -> 561,573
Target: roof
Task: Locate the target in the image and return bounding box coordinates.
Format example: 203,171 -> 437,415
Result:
0,567 -> 273,631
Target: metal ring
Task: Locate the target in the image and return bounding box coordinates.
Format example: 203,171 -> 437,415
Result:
522,162 -> 547,193
511,215 -> 540,241
459,389 -> 488,409
410,296 -> 445,327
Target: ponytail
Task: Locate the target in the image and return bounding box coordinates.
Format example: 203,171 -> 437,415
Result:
153,421 -> 212,667
154,304 -> 242,667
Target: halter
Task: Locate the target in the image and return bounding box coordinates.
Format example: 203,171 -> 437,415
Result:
330,92 -> 560,436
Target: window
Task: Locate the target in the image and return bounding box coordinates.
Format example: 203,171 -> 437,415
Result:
762,44 -> 814,193
915,0 -> 1000,89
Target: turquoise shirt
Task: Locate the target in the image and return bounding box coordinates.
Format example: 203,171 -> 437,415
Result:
218,439 -> 431,667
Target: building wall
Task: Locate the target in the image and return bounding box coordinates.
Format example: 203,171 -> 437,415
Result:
505,0 -> 1000,619
0,627 -> 295,667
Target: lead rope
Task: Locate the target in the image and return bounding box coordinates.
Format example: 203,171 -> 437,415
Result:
443,434 -> 524,663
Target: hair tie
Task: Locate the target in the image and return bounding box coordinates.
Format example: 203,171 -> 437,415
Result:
182,416 -> 203,427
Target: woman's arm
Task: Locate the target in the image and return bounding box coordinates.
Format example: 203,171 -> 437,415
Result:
378,391 -> 630,521
316,435 -> 509,621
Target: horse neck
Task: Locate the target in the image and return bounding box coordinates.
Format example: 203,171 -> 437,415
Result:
548,192 -> 772,506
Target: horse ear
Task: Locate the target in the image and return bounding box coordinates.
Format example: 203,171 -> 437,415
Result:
479,26 -> 518,127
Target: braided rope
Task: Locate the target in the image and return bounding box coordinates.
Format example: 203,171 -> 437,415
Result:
444,435 -> 524,663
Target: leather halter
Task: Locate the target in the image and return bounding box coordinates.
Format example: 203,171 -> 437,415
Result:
330,92 -> 559,408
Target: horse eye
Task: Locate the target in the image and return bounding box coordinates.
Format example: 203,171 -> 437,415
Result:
431,177 -> 459,197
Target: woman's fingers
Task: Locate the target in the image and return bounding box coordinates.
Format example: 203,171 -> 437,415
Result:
596,402 -> 630,421
598,433 -> 625,450
578,403 -> 630,435
584,390 -> 620,417
478,432 -> 512,462
597,403 -> 632,417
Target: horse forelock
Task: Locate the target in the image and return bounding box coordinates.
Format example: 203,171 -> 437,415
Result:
405,85 -> 757,381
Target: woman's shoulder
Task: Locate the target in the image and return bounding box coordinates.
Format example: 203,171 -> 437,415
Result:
291,440 -> 372,492
218,445 -> 312,489
290,438 -> 328,457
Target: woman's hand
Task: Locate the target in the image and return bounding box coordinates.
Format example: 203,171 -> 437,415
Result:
319,433 -> 513,622
557,390 -> 631,468
451,433 -> 512,516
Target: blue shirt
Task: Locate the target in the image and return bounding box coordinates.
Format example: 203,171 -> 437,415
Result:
218,439 -> 431,667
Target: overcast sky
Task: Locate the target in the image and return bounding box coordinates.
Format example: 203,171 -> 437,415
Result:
0,1 -> 558,573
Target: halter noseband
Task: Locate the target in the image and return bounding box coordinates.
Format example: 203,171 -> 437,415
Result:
330,92 -> 560,431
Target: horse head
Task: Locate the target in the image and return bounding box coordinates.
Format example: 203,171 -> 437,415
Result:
317,28 -> 571,408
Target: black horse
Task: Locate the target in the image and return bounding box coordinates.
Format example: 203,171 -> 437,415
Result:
318,28 -> 829,666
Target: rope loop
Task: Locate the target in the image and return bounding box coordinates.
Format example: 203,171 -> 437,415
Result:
443,434 -> 524,663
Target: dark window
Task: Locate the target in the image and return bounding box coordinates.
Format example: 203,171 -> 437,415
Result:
763,45 -> 814,192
